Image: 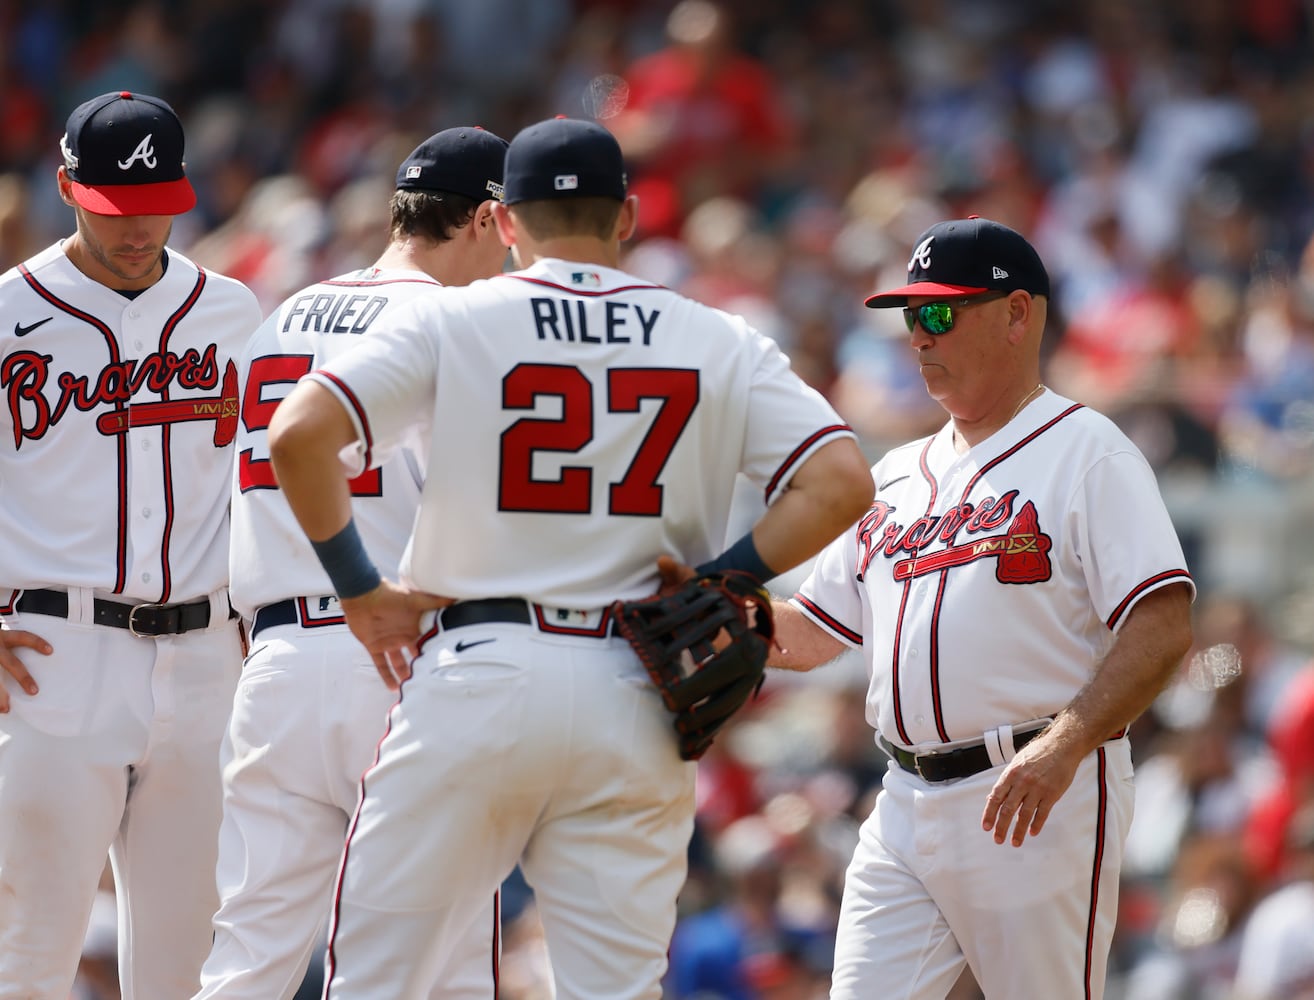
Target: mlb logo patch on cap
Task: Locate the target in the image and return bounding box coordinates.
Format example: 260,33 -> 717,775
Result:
394,126 -> 509,201
60,91 -> 196,217
503,117 -> 627,205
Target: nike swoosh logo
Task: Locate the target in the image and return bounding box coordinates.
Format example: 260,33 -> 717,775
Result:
454,638 -> 496,653
14,317 -> 53,337
879,475 -> 909,491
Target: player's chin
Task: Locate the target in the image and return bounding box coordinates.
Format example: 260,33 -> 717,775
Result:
115,250 -> 161,271
918,363 -> 950,388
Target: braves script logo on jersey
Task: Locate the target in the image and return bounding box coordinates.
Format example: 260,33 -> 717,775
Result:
854,491 -> 1053,585
1,345 -> 237,449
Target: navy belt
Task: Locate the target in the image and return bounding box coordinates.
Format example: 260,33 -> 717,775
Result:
252,596 -> 616,641
879,726 -> 1047,783
14,588 -> 235,638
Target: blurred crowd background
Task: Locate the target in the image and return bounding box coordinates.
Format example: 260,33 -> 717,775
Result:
6,0 -> 1314,998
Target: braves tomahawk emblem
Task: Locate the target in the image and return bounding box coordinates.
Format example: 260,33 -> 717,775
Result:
893,501 -> 1052,583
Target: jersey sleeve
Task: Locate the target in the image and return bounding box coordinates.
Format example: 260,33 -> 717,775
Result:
304,301 -> 437,476
739,330 -> 856,505
790,516 -> 867,646
1069,449 -> 1196,631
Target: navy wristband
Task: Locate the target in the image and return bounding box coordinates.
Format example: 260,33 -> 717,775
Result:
310,521 -> 382,599
695,531 -> 776,584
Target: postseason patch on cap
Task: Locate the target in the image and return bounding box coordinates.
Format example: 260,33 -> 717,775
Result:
394,126 -> 509,202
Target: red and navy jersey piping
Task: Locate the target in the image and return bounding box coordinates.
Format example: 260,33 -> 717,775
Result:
153,268 -> 207,602
764,424 -> 853,504
19,264 -> 129,592
791,592 -> 862,644
892,402 -> 1089,745
1082,747 -> 1111,999
1105,570 -> 1194,630
312,369 -> 375,470
504,275 -> 665,297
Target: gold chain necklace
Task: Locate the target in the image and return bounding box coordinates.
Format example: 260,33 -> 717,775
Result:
1008,383 -> 1045,423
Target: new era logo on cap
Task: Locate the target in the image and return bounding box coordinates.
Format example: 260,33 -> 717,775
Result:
61,91 -> 196,216
865,217 -> 1051,309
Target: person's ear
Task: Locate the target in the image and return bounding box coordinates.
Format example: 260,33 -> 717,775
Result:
491,202 -> 516,248
616,194 -> 640,242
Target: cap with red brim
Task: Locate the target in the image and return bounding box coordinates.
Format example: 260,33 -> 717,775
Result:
60,91 -> 196,217
864,217 -> 1049,308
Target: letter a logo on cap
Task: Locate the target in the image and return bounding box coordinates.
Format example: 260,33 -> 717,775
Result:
118,134 -> 158,171
909,236 -> 934,273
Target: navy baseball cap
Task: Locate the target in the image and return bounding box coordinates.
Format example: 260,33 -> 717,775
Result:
864,217 -> 1050,308
60,91 -> 196,216
503,117 -> 627,205
395,126 -> 508,202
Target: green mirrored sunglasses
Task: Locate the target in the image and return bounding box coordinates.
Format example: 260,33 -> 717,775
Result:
902,291 -> 1010,335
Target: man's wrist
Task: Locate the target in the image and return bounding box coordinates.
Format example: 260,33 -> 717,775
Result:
695,531 -> 776,584
310,521 -> 382,599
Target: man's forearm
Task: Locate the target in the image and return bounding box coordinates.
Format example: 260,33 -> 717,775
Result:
752,438 -> 873,574
768,600 -> 849,672
1045,582 -> 1193,757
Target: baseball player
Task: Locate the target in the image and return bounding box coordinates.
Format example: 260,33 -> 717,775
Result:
196,126 -> 510,1000
262,117 -> 875,1000
0,91 -> 261,999
764,218 -> 1196,998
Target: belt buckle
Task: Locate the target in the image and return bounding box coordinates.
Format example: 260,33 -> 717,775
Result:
914,746 -> 935,777
127,602 -> 168,638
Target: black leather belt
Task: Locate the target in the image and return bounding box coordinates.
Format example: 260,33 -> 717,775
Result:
14,588 -> 235,638
879,726 -> 1047,782
252,595 -> 618,641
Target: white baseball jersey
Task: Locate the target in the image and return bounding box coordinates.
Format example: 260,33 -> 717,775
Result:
794,388 -> 1194,747
0,243 -> 261,602
793,387 -> 1195,999
230,266 -> 438,618
310,258 -> 854,603
209,265 -> 498,1000
0,241 -> 259,1000
309,257 -> 853,1000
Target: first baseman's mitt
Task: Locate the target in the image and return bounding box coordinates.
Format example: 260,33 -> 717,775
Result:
611,571 -> 774,761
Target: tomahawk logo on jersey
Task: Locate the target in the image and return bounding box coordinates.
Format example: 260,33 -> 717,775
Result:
792,392 -> 1194,749
0,245 -> 260,602
853,493 -> 1054,584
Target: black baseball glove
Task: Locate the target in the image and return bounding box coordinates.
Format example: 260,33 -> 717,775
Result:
611,570 -> 774,761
